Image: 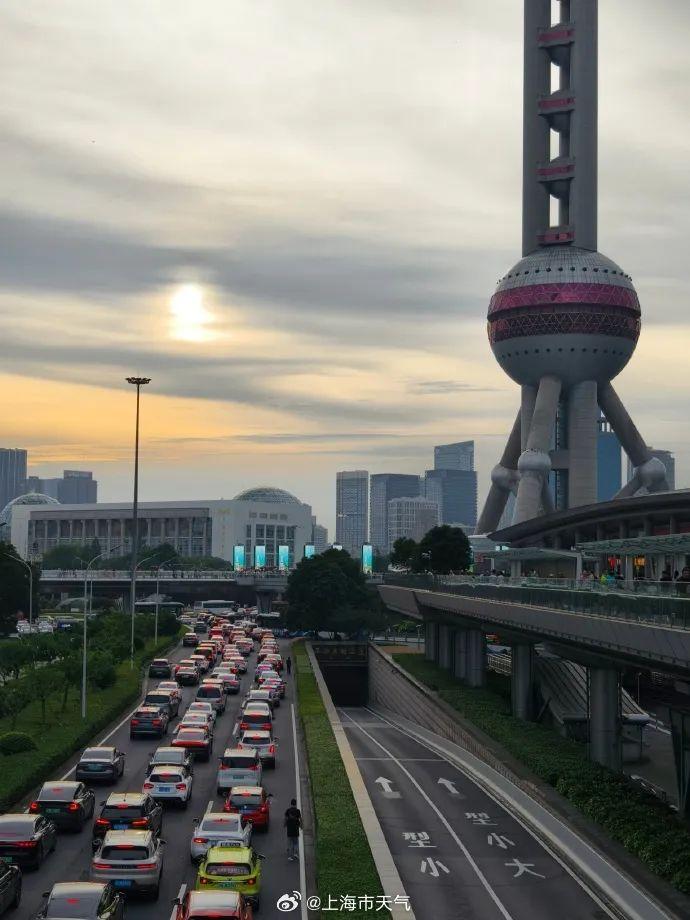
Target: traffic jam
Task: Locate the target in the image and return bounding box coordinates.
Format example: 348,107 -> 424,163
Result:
2,612 -> 289,919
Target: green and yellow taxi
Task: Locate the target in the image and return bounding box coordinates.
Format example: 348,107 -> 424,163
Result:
195,845 -> 263,909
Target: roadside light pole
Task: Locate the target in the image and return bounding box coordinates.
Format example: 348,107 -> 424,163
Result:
82,546 -> 121,719
1,553 -> 34,631
155,560 -> 173,646
126,376 -> 151,669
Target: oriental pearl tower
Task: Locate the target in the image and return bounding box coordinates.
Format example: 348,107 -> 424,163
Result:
477,0 -> 667,533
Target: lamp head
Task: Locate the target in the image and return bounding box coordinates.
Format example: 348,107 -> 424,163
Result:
126,376 -> 151,386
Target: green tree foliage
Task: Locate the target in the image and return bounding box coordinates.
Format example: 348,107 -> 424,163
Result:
415,525 -> 472,574
0,685 -> 29,729
390,537 -> 417,568
57,654 -> 83,711
0,543 -> 38,635
32,667 -> 56,723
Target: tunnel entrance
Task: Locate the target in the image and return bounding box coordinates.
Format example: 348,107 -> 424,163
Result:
311,642 -> 368,705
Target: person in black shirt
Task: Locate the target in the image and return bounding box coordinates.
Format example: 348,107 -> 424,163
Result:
284,798 -> 302,860
286,656 -> 292,676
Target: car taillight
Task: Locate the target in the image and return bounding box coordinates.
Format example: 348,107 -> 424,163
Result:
67,801 -> 80,812
262,723 -> 271,730
130,818 -> 149,827
143,782 -> 154,790
245,878 -> 255,886
131,719 -> 140,726
248,763 -> 258,770
199,878 -> 210,885
175,783 -> 187,791
259,803 -> 268,813
152,719 -> 162,727
95,818 -> 110,827
136,862 -> 157,869
192,837 -> 208,844
28,801 -> 39,813
16,840 -> 38,848
92,862 -> 109,870
269,745 -> 275,754
219,763 -> 229,770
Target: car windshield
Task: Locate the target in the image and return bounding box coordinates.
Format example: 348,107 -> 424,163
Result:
153,750 -> 182,762
196,687 -> 221,699
178,730 -> 206,741
205,863 -> 250,877
152,660 -> 168,666
101,806 -> 143,820
200,816 -> 241,832
222,754 -> 256,768
145,694 -> 170,704
38,785 -> 76,801
46,892 -> 101,918
82,748 -> 111,761
101,845 -> 150,861
243,712 -> 269,724
229,792 -> 262,806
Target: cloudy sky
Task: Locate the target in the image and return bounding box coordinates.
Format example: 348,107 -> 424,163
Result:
2,0 -> 689,533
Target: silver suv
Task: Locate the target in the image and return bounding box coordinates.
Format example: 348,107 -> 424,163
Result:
216,748 -> 262,794
90,830 -> 164,899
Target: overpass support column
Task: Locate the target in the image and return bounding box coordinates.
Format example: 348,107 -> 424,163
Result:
255,591 -> 273,616
511,644 -> 534,720
425,621 -> 438,662
465,629 -> 486,688
453,630 -> 467,680
588,667 -> 621,771
438,625 -> 451,669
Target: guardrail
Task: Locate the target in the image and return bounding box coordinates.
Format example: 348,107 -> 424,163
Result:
40,569 -> 288,581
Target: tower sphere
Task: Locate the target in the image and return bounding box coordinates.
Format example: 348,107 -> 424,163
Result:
487,246 -> 640,388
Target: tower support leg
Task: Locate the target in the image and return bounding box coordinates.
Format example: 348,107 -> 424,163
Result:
477,410 -> 522,534
465,629 -> 486,688
514,375 -> 561,524
568,380 -> 598,507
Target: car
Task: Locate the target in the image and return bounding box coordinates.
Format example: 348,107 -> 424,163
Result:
189,655 -> 211,674
258,680 -> 282,705
196,683 -> 226,714
183,632 -> 199,647
237,731 -> 275,769
76,748 -> 126,784
172,886 -> 253,920
243,689 -> 274,711
222,787 -> 271,832
216,748 -> 262,794
93,793 -> 163,840
130,706 -> 169,739
211,671 -> 241,695
0,814 -> 57,869
189,813 -> 252,864
147,746 -> 193,776
147,658 -> 172,679
195,845 -> 263,908
37,882 -> 124,920
143,765 -> 193,807
174,714 -> 215,735
176,665 -> 200,687
156,681 -> 182,703
226,657 -> 247,674
172,727 -> 213,762
90,830 -> 164,900
144,690 -> 180,719
194,620 -> 208,633
187,701 -> 217,723
29,782 -> 96,831
0,864 -> 20,914
237,708 -> 272,734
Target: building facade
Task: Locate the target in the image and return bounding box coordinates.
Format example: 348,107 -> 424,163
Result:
424,468 -> 478,529
10,486 -> 313,566
0,449 -> 27,513
335,470 -> 368,557
597,416 -> 622,501
388,497 -> 439,547
369,473 -> 421,553
434,441 -> 474,472
26,470 -> 98,504
311,516 -> 329,554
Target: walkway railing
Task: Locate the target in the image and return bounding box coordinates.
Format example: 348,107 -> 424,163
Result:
40,569 -> 290,581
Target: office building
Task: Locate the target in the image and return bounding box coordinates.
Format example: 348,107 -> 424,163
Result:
0,449 -> 27,513
311,516 -> 329,555
335,470 -> 368,557
597,417 -> 622,502
369,473 -> 421,553
388,497 -> 439,547
424,468 -> 478,529
6,485 -> 313,564
434,441 -> 474,472
26,470 -> 98,504
627,449 -> 675,492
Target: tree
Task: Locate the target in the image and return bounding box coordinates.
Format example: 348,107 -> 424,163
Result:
31,666 -> 55,723
57,654 -> 82,711
0,542 -> 38,635
0,642 -> 32,683
0,684 -> 29,728
373,552 -> 389,574
390,537 -> 417,568
414,525 -> 472,574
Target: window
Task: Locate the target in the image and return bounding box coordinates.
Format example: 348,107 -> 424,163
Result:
259,513 -> 268,519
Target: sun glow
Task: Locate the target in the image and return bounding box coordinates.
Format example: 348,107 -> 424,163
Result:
169,284 -> 213,342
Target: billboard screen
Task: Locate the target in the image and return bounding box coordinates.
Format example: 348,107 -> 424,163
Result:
278,544 -> 290,571
233,545 -> 246,572
254,545 -> 266,569
304,544 -> 315,559
361,543 -> 373,575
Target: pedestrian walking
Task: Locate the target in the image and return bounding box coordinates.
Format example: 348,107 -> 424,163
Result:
284,798 -> 302,860
286,655 -> 292,676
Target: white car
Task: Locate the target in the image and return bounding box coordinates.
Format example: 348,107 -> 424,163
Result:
189,811 -> 251,863
143,765 -> 193,807
186,701 -> 217,723
174,714 -> 214,735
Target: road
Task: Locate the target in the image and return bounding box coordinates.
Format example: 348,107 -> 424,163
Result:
15,639 -> 302,919
338,707 -> 614,920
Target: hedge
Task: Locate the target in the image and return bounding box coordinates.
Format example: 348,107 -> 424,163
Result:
294,642 -> 389,918
0,631 -> 180,811
393,653 -> 690,894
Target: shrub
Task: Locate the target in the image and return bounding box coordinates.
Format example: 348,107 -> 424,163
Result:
0,732 -> 36,755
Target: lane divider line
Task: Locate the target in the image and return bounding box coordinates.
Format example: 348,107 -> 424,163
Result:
291,702 -> 308,920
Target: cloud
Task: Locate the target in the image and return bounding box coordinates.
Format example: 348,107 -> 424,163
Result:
410,379 -> 501,395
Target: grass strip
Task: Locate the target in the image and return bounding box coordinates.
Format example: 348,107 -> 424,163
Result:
0,632 -> 179,811
393,652 -> 690,894
294,642 -> 390,918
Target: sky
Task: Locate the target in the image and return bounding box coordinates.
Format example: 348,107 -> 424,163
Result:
2,0 -> 689,535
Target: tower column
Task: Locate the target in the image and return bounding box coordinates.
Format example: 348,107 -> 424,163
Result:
568,380 -> 598,507
514,376 -> 562,524
522,0 -> 551,255
476,410 -> 522,534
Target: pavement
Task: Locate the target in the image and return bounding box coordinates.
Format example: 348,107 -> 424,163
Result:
13,639 -> 304,919
338,706 -> 621,920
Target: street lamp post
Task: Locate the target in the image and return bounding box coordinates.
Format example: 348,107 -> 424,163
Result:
126,376 -> 151,669
154,560 -> 175,646
82,546 -> 121,719
1,553 -> 34,631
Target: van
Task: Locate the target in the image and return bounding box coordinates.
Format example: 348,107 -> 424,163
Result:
195,683 -> 226,714
216,747 -> 263,793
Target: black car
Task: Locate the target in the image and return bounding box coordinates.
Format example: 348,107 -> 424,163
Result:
175,666 -> 199,686
0,864 -> 20,914
93,793 -> 163,840
146,746 -> 193,776
144,690 -> 180,718
29,782 -> 95,831
182,632 -> 199,647
148,658 -> 172,679
0,815 -> 57,869
38,882 -> 124,920
130,706 -> 169,739
76,747 -> 126,785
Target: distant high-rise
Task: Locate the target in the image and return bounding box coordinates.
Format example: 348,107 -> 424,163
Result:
335,470 -> 368,557
0,449 -> 28,512
627,449 -> 675,492
311,516 -> 329,555
434,441 -> 474,472
26,470 -> 97,504
597,416 -> 622,501
388,496 -> 439,548
369,473 -> 421,554
424,468 -> 477,529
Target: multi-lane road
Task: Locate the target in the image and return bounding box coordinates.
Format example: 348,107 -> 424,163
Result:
339,707 -> 616,920
15,639 -> 302,920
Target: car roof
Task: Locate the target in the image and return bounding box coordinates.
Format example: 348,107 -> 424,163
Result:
49,882 -> 106,902
135,706 -> 162,713
223,747 -> 257,756
200,812 -> 242,824
101,829 -> 152,844
81,747 -> 115,759
0,814 -> 35,826
205,845 -> 252,861
105,793 -> 145,804
40,781 -> 80,793
187,890 -> 240,910
153,746 -> 184,755
241,731 -> 271,740
229,785 -> 263,794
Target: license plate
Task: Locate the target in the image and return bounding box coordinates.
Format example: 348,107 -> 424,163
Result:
45,808 -> 61,814
219,881 -> 237,889
113,880 -> 132,889
114,824 -> 128,830
86,764 -> 103,771
158,786 -> 172,793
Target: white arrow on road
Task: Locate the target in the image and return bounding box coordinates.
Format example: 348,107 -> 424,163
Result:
375,776 -> 401,798
437,777 -> 461,795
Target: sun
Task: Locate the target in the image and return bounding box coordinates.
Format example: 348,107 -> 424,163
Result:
169,284 -> 213,342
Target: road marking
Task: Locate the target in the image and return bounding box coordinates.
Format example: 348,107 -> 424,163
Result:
339,708 -> 514,920
206,799 -> 214,813
290,701 -> 308,920
374,776 -> 401,798
355,757 -> 442,762
437,777 -> 461,796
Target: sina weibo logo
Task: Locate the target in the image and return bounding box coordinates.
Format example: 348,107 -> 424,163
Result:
276,891 -> 301,912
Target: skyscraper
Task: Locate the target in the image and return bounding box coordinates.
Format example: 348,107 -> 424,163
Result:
424,468 -> 477,530
477,0 -> 667,533
369,473 -> 421,553
311,515 -> 329,555
335,470 -> 368,557
388,497 -> 439,548
627,449 -> 675,492
27,470 -> 98,504
0,449 -> 27,512
597,416 -> 621,502
434,441 -> 474,472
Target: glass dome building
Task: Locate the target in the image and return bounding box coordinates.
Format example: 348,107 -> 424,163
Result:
0,492 -> 60,543
234,486 -> 302,505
